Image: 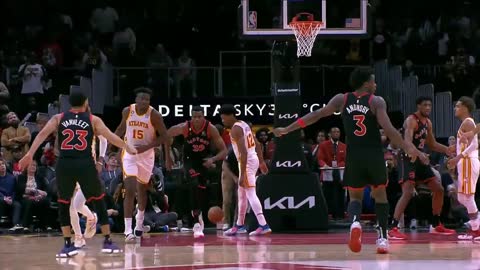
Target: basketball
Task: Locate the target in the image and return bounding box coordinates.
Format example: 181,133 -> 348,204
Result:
208,206 -> 224,224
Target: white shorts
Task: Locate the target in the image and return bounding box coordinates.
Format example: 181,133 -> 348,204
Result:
122,149 -> 154,184
238,157 -> 259,188
457,157 -> 480,195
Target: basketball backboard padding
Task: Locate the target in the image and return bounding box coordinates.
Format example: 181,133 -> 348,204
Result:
239,0 -> 369,40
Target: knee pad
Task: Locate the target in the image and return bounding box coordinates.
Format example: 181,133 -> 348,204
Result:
58,202 -> 71,227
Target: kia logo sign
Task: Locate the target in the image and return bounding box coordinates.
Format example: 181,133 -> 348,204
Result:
275,161 -> 302,168
278,114 -> 298,119
264,196 -> 315,210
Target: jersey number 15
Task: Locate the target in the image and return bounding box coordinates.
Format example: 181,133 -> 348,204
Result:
133,129 -> 144,139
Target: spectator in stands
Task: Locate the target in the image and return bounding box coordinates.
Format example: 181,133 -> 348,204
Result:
148,44 -> 173,96
255,128 -> 270,161
312,130 -> 327,175
0,158 -> 21,230
18,52 -> 47,98
16,160 -> 50,232
100,154 -> 121,196
112,21 -> 136,66
318,127 -> 346,220
8,146 -> 24,176
175,50 -> 197,98
370,18 -> 391,63
81,45 -> 107,78
90,1 -> 119,48
1,112 -> 31,162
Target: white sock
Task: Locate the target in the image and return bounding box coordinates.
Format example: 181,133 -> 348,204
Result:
245,187 -> 267,226
69,204 -> 82,236
135,210 -> 145,231
125,218 -> 133,235
236,187 -> 248,226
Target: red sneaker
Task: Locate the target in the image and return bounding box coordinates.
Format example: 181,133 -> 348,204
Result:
388,227 -> 407,240
430,224 -> 456,235
348,221 -> 362,253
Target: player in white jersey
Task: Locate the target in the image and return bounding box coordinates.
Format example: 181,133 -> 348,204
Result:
448,96 -> 480,240
219,104 -> 271,236
70,135 -> 107,248
114,87 -> 168,241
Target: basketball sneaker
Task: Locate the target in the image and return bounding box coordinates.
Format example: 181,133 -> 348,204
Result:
193,223 -> 204,239
388,227 -> 407,240
224,225 -> 248,236
376,238 -> 389,254
84,213 -> 97,239
458,230 -> 480,240
74,235 -> 86,248
56,244 -> 78,258
409,219 -> 418,230
102,239 -> 123,254
249,225 -> 272,236
348,221 -> 362,253
430,224 -> 456,235
125,233 -> 136,242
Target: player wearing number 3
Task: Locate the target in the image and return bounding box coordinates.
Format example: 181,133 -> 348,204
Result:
114,87 -> 169,241
166,106 -> 227,238
273,67 -> 427,254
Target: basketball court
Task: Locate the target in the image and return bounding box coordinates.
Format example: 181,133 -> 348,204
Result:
1,229 -> 479,269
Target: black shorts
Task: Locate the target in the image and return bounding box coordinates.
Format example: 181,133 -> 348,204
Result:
343,147 -> 388,189
400,154 -> 436,183
56,157 -> 104,203
184,162 -> 208,187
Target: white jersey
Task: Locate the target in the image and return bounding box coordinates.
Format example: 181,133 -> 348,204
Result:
457,117 -> 478,159
231,120 -> 258,162
125,104 -> 156,147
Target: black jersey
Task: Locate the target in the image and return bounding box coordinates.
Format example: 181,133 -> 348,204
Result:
409,114 -> 428,151
183,120 -> 211,164
342,92 -> 382,149
58,110 -> 95,159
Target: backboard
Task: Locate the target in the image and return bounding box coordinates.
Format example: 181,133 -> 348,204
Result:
239,0 -> 369,39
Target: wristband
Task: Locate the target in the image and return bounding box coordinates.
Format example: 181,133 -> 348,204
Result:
297,118 -> 306,128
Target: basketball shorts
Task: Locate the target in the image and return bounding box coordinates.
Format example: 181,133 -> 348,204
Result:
343,147 -> 387,189
56,158 -> 104,204
238,157 -> 259,188
400,154 -> 436,183
122,149 -> 154,184
457,157 -> 480,195
184,162 -> 209,186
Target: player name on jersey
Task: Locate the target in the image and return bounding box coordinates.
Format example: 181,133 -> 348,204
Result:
414,128 -> 427,139
186,136 -> 210,146
61,119 -> 90,129
128,120 -> 150,128
345,104 -> 369,114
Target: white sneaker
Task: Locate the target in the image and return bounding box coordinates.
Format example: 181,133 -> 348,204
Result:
222,223 -> 230,231
193,223 -> 204,239
84,213 -> 97,239
410,219 -> 417,230
74,235 -> 86,248
125,233 -> 136,242
376,238 -> 389,254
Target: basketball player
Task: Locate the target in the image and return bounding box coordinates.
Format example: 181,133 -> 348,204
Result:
388,97 -> 455,240
273,67 -> 427,254
70,135 -> 108,248
448,97 -> 480,240
114,87 -> 168,241
165,106 -> 227,238
219,104 -> 270,236
19,91 -> 136,257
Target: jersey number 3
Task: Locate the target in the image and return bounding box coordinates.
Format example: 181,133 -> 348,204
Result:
353,115 -> 367,136
61,129 -> 88,150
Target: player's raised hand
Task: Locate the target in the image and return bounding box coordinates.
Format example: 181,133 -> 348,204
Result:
273,127 -> 287,137
19,152 -> 33,171
460,130 -> 475,144
125,144 -> 138,155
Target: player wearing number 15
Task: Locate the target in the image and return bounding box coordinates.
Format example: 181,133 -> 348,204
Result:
114,87 -> 169,241
273,67 -> 428,254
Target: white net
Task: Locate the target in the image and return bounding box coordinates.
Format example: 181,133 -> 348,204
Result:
290,21 -> 322,57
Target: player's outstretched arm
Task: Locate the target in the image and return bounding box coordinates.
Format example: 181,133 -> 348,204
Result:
19,114 -> 60,170
230,126 -> 248,181
114,107 -> 129,137
273,94 -> 344,136
373,96 -> 428,164
93,116 -> 137,154
207,123 -> 227,162
426,119 -> 450,155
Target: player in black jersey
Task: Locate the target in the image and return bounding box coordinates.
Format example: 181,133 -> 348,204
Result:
19,91 -> 137,258
166,106 -> 227,238
388,97 -> 455,240
273,67 -> 427,254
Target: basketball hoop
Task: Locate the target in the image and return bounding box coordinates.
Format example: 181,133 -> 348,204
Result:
289,13 -> 323,57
